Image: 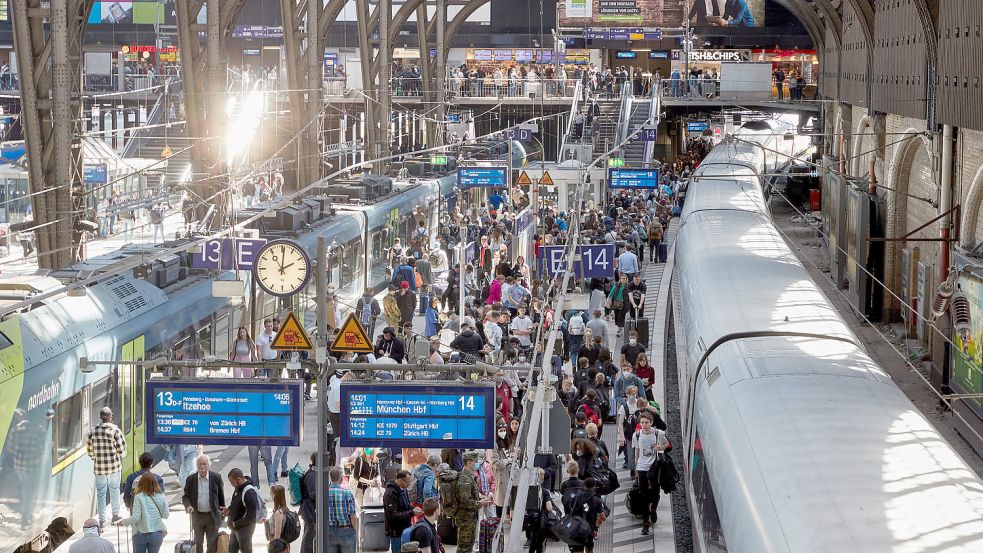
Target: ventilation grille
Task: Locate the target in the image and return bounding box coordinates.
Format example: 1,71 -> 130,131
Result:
123,296 -> 148,312
111,281 -> 139,299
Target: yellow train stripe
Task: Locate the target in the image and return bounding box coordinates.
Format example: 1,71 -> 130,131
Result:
51,447 -> 87,476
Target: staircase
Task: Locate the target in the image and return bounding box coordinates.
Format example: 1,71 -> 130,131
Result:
589,98 -> 621,153
124,80 -> 191,190
622,102 -> 651,165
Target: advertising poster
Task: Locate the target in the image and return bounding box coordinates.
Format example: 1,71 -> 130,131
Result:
88,1 -> 170,25
559,0 -> 764,28
953,275 -> 983,416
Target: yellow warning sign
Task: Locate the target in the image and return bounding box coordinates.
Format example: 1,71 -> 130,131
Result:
539,170 -> 555,186
330,313 -> 374,353
516,170 -> 532,186
271,312 -> 314,351
161,145 -> 173,158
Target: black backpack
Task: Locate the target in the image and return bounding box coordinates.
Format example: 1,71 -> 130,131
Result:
279,509 -> 301,543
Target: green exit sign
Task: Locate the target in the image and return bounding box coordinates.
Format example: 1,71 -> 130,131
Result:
431,155 -> 448,165
608,158 -> 626,168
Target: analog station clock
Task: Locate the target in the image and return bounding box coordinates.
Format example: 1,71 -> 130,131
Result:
252,240 -> 312,297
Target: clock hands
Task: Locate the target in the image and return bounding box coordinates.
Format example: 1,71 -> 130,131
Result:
279,262 -> 295,274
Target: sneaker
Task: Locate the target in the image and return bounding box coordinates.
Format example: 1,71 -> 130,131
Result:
280,470 -> 289,478
111,515 -> 122,524
641,524 -> 650,535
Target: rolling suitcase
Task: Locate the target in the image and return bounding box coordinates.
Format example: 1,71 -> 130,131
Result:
174,532 -> 194,553
478,516 -> 500,553
628,317 -> 650,347
657,243 -> 668,263
359,508 -> 389,550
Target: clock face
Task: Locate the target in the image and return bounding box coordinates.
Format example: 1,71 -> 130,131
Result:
254,240 -> 312,297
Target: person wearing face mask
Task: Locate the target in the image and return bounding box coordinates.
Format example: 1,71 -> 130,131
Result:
617,385 -> 642,472
613,363 -> 645,405
352,448 -> 379,510
571,438 -> 599,480
633,412 -> 669,535
70,519 -> 116,553
619,329 -> 646,368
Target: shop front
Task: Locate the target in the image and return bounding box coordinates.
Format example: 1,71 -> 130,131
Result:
752,48 -> 819,98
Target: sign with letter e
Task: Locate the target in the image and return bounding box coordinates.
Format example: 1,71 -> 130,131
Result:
537,244 -> 616,279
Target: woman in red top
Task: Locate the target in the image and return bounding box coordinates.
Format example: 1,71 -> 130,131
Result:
634,352 -> 656,401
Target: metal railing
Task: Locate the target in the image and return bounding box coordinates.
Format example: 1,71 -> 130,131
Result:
657,77 -> 817,101
440,77 -> 578,99
613,81 -> 634,151
643,92 -> 661,165
121,78 -> 180,159
557,80 -> 584,160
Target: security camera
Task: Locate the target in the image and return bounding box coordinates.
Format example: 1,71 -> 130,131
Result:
79,356 -> 95,373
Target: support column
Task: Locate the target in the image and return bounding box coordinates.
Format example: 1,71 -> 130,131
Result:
281,0 -> 324,191
11,0 -> 90,269
378,0 -> 392,169
355,0 -> 379,168
435,0 -> 447,145
416,2 -> 436,148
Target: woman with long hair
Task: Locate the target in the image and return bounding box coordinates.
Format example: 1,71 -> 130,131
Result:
634,352 -> 656,401
265,484 -> 292,552
492,421 -> 516,517
115,472 -> 169,553
578,330 -> 600,367
230,326 -> 256,378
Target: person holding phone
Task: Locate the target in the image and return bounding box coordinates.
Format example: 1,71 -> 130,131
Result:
632,411 -> 669,536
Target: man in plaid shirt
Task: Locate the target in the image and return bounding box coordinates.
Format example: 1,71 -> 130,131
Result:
87,407 -> 127,526
326,466 -> 358,552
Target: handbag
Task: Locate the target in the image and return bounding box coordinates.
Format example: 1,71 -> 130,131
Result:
550,514 -> 592,546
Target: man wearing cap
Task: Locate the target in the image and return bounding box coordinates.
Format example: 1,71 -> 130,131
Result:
449,317 -> 484,363
69,519 -> 116,553
87,406 -> 127,526
453,451 -> 482,553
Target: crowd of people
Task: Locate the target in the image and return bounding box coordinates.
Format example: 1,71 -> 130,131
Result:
71,128 -> 715,553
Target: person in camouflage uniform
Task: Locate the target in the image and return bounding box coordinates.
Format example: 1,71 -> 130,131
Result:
454,451 -> 482,552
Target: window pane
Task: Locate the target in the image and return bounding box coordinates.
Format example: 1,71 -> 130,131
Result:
54,392 -> 84,461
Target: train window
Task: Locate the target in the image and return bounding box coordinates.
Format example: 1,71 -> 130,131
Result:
198,323 -> 213,357
215,314 -> 230,360
371,230 -> 384,260
0,330 -> 12,350
53,391 -> 85,462
90,375 -> 121,428
134,366 -> 144,427
692,429 -> 728,552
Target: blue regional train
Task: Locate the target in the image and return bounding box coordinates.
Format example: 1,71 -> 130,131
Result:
0,172 -> 458,550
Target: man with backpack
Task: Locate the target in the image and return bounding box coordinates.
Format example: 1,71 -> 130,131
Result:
149,202 -> 165,242
616,386 -> 642,472
409,455 -> 441,507
448,452 -> 481,553
403,497 -> 442,553
298,453 -> 317,553
223,468 -> 263,553
384,470 -> 421,553
567,310 -> 586,368
647,219 -> 664,262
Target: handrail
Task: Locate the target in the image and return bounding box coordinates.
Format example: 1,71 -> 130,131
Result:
613,81 -> 633,153
556,80 -> 584,160
121,78 -> 180,159
643,92 -> 661,165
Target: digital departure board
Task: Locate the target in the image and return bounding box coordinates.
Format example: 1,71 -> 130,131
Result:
339,383 -> 496,449
458,167 -> 508,188
608,168 -> 661,189
146,380 -> 303,446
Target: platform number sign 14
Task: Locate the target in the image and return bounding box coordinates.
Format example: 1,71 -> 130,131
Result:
460,396 -> 475,411
539,244 -> 616,279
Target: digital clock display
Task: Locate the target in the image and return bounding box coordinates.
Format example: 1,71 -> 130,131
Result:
146,380 -> 303,446
340,383 -> 496,449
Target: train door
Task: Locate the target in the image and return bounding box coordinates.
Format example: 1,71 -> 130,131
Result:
119,336 -> 146,475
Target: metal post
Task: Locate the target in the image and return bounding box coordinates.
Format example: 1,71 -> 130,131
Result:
435,0 -> 447,142
458,239 -> 466,323
315,237 -> 329,553
378,0 -> 392,172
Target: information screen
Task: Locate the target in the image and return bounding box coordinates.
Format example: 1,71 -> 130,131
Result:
146,380 -> 303,446
608,168 -> 660,189
340,383 -> 496,449
458,167 -> 509,188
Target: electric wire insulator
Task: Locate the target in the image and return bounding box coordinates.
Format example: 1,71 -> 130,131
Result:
931,280 -> 955,319
951,292 -> 972,347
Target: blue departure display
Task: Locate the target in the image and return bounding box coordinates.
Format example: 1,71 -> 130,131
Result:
458,167 -> 509,187
146,380 -> 303,446
608,168 -> 661,189
340,383 -> 495,449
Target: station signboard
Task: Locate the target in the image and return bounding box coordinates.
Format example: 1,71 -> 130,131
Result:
339,382 -> 496,449
146,380 -> 304,446
457,167 -> 509,188
537,244 -> 617,278
83,162 -> 109,185
687,121 -> 709,132
191,238 -> 268,270
638,127 -> 658,141
608,168 -> 660,189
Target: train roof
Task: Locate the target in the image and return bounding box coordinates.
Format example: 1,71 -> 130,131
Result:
681,171 -> 765,217
703,336 -> 983,552
676,209 -> 860,349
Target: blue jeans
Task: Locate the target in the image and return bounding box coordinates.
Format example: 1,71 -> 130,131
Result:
94,471 -> 121,523
390,536 -> 403,553
248,445 -> 276,487
178,445 -> 198,485
325,526 -> 357,553
273,445 -> 290,474
133,530 -> 165,553
568,335 -> 583,368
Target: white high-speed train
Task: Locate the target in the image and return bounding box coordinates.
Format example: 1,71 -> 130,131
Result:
673,121 -> 983,552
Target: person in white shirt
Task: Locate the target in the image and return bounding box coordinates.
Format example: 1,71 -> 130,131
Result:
633,411 -> 669,535
510,305 -> 534,352
255,319 -> 277,378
